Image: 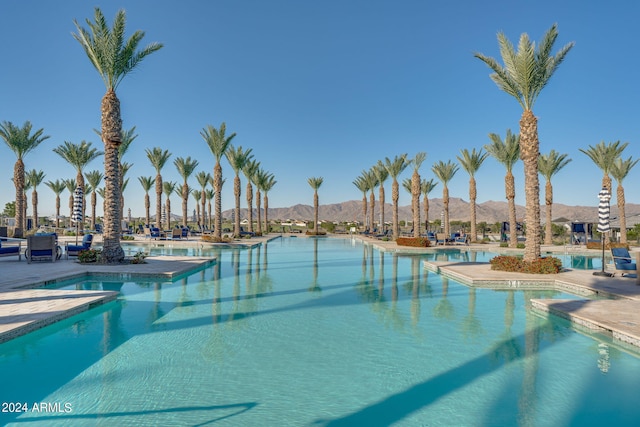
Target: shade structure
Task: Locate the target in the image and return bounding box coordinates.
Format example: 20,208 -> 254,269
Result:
597,187 -> 611,233
72,187 -> 84,224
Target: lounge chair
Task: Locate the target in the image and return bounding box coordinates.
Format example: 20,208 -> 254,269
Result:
169,228 -> 182,240
436,233 -> 447,245
454,233 -> 469,246
66,234 -> 93,259
26,234 -> 57,263
0,238 -> 22,260
611,247 -> 639,280
181,226 -> 189,239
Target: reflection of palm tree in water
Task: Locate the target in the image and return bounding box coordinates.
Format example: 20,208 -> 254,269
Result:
308,238 -> 321,292
433,277 -> 454,320
460,287 -> 483,340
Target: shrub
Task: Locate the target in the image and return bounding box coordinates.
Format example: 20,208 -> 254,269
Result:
489,255 -> 562,274
121,235 -> 135,241
78,248 -> 101,263
396,237 -> 430,247
201,235 -> 232,243
306,231 -> 327,236
131,251 -> 147,264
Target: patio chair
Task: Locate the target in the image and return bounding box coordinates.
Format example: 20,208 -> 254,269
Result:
0,238 -> 22,260
66,234 -> 94,259
169,228 -> 182,240
435,233 -> 447,245
454,233 -> 469,246
611,247 -> 639,279
26,234 -> 57,263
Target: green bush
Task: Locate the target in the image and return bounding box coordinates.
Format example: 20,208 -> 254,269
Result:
78,249 -> 101,263
396,237 -> 430,247
489,255 -> 562,274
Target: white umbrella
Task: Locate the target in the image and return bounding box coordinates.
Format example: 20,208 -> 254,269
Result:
594,187 -> 612,277
72,186 -> 84,245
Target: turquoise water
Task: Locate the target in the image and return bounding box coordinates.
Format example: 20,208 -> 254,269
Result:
1,237 -> 639,426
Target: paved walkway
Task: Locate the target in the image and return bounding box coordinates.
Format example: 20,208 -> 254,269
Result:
2,233 -> 640,350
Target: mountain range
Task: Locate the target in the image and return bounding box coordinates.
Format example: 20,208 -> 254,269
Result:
222,198 -> 640,225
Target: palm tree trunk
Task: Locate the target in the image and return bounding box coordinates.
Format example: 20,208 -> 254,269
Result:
545,180 -> 553,245
369,191 -> 375,233
469,177 -> 477,242
182,183 -> 188,227
264,194 -> 269,234
411,171 -> 420,238
91,192 -> 97,230
155,173 -> 162,227
520,110 -> 541,261
32,190 -> 38,229
256,189 -> 263,234
166,199 -> 171,230
506,171 -> 517,248
208,199 -> 212,230
55,195 -> 61,228
361,194 -> 367,232
145,194 -> 150,226
618,185 -> 627,243
13,159 -> 24,238
68,194 -> 74,227
392,179 -> 399,239
234,175 -> 241,237
313,191 -> 319,233
423,193 -> 429,233
246,182 -> 254,233
443,186 -> 450,236
214,162 -> 222,239
201,190 -> 206,230
379,185 -> 385,232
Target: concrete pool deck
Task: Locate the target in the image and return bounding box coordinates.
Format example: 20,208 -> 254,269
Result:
2,233 -> 640,350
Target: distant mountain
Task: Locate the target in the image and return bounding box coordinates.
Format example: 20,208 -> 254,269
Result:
223,198 -> 640,224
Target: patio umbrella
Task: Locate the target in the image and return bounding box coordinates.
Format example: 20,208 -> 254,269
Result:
594,187 -> 612,277
72,186 -> 84,245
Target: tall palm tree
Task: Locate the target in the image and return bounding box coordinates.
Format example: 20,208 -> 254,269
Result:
163,181 -> 177,230
205,188 -> 215,230
73,7 -> 162,262
201,122 -> 236,239
538,150 -> 571,245
146,147 -> 171,227
195,171 -> 212,229
45,179 -> 66,228
253,170 -> 269,235
96,187 -> 106,214
373,163 -> 389,233
226,144 -> 254,237
137,176 -> 155,227
174,156 -> 199,227
485,130 -> 520,248
361,169 -> 378,233
192,190 -> 202,228
579,141 -> 628,193
476,24 -> 574,261
242,159 -> 259,233
432,160 -> 459,236
410,152 -> 426,237
63,179 -> 77,227
85,170 -> 103,230
307,177 -> 323,234
352,175 -> 369,231
119,161 -> 133,221
421,178 -> 438,233
382,154 -> 410,239
261,173 -> 277,234
26,169 -> 45,229
611,156 -> 639,244
0,121 -> 50,237
22,181 -> 31,230
457,148 -> 488,242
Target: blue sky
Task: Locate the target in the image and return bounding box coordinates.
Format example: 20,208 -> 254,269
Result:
1,0 -> 639,220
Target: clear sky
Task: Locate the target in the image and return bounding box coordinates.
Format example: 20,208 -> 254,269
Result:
1,0 -> 639,220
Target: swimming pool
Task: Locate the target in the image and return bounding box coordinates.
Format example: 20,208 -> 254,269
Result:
1,237 -> 639,426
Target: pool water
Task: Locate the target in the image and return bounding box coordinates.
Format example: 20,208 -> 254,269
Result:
2,237 -> 639,426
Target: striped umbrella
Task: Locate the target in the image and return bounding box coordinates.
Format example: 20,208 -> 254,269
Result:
72,186 -> 84,245
594,187 -> 612,277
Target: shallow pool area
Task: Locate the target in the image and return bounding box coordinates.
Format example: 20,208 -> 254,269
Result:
2,237 -> 640,426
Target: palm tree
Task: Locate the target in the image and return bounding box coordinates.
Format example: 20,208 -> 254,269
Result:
432,160 -> 459,236
241,159 -> 259,233
307,177 -> 323,234
137,176 -> 155,226
45,179 -> 66,228
119,161 -> 133,221
611,156 -> 639,244
85,170 -> 103,230
96,187 -> 106,214
226,145 -> 254,237
352,175 -> 369,231
192,190 -> 202,228
410,152 -> 426,237
373,163 -> 389,233
63,179 -> 77,227
22,181 -> 31,229
174,156 -> 199,227
205,188 -> 215,230
0,121 -> 50,237
195,171 -> 212,229
382,154 -> 410,239
361,169 -> 378,233
421,178 -> 438,233
261,173 -> 277,234
485,130 -> 520,248
26,169 -> 45,229
162,181 -> 177,230
73,7 -> 162,262
579,141 -> 628,193
538,150 -> 571,245
476,24 -> 574,261
457,148 -> 488,242
201,122 -> 236,239
146,147 -> 171,227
